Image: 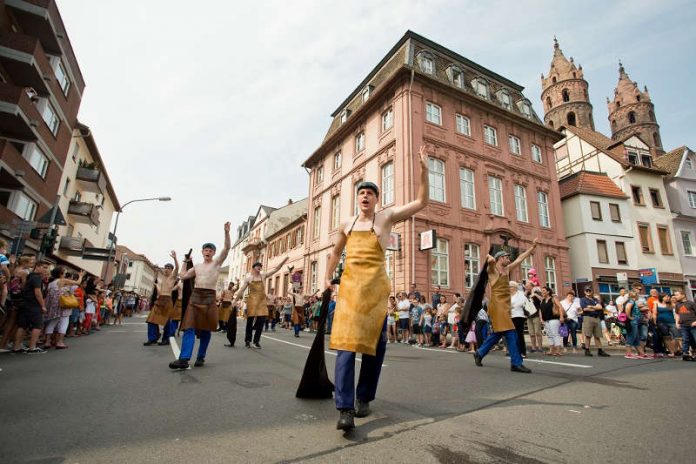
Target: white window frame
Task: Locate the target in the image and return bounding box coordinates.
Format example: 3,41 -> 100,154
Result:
333,151 -> 341,171
464,243 -> 480,289
6,190 -> 38,221
521,256 -> 534,281
316,165 -> 323,183
381,161 -> 394,206
682,230 -> 694,256
385,250 -> 394,279
38,99 -> 60,135
488,176 -> 504,216
508,135 -> 521,155
331,195 -> 340,230
483,125 -> 498,146
419,54 -> 434,74
339,110 -> 350,124
514,184 -> 528,222
353,181 -> 362,215
52,58 -> 70,96
431,238 -> 449,287
455,114 -> 470,136
531,144 -> 543,163
382,107 -> 393,131
425,102 -> 442,125
312,206 -> 321,239
22,143 -> 49,178
452,68 -> 464,88
361,85 -> 372,103
688,191 -> 696,209
428,157 -> 446,202
310,261 -> 318,293
355,132 -> 365,153
459,168 -> 475,210
499,90 -> 512,109
545,256 -> 557,291
538,191 -> 550,228
473,79 -> 489,98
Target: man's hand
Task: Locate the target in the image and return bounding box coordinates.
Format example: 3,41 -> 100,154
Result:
170,250 -> 177,259
418,145 -> 428,170
324,279 -> 334,291
224,222 -> 231,233
486,254 -> 495,265
533,237 -> 540,246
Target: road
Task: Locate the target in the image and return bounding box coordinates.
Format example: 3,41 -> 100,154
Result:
1,314 -> 693,464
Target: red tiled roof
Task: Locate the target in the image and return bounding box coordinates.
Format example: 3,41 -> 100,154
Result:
559,171 -> 628,200
654,146 -> 686,176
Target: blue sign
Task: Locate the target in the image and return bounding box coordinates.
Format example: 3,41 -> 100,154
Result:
639,268 -> 659,285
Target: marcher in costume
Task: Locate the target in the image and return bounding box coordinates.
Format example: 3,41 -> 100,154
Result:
220,282 -> 237,347
169,279 -> 183,336
169,224 -> 230,370
324,146 -> 429,431
290,286 -> 306,338
217,282 -> 234,332
234,256 -> 288,348
472,241 -> 538,373
145,251 -> 178,346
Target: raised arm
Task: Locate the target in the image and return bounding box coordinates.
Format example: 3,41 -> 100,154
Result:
170,250 -> 179,276
388,146 -> 429,223
507,238 -> 539,271
214,222 -> 232,266
179,258 -> 196,281
264,256 -> 289,280
233,275 -> 251,301
324,221 -> 349,289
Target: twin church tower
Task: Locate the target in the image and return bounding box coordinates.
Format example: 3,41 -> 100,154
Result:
540,38 -> 663,152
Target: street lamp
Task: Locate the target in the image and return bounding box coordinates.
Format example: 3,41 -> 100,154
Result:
103,196 -> 171,282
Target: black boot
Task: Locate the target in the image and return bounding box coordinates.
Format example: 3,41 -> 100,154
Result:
473,351 -> 482,367
355,400 -> 371,418
585,349 -> 593,357
157,339 -> 170,346
194,358 -> 205,367
169,359 -> 189,370
511,365 -> 532,373
598,349 -> 610,357
143,341 -> 157,346
336,409 -> 355,431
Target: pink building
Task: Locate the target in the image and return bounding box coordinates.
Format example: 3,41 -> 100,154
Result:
300,32 -> 571,300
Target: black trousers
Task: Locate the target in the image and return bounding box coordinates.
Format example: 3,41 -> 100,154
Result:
512,317 -> 527,356
245,316 -> 266,344
226,308 -> 237,346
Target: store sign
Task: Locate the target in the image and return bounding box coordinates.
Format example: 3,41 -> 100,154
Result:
616,272 -> 628,283
639,268 -> 659,285
420,230 -> 436,251
387,232 -> 400,251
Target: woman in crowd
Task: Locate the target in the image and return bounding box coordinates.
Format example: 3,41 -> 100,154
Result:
282,297 -> 292,329
444,296 -> 461,348
396,292 -> 411,343
624,290 -> 645,359
0,255 -> 34,351
44,267 -> 84,349
509,281 -> 528,358
560,291 -> 580,352
539,286 -> 565,356
603,297 -> 618,345
386,295 -> 397,343
654,293 -> 680,357
420,305 -> 433,346
410,294 -> 424,346
436,295 -> 450,347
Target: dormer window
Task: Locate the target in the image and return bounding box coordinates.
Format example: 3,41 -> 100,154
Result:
518,100 -> 533,118
498,90 -> 512,110
472,78 -> 489,98
641,153 -> 652,168
447,65 -> 464,88
339,109 -> 351,125
361,85 -> 373,103
686,156 -> 693,170
627,150 -> 639,165
417,52 -> 435,74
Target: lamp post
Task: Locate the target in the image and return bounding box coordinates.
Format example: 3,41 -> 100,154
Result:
103,196 -> 171,283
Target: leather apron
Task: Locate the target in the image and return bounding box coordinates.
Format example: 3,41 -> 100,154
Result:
488,273 -> 515,332
246,280 -> 267,318
181,288 -> 218,331
146,295 -> 173,326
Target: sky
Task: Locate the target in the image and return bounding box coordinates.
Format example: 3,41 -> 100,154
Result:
57,0 -> 696,266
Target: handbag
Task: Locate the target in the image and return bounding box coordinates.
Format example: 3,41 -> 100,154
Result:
59,294 -> 80,309
524,298 -> 537,316
559,323 -> 569,338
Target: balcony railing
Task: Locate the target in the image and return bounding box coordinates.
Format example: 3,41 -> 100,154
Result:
75,166 -> 107,195
58,236 -> 85,255
68,200 -> 100,227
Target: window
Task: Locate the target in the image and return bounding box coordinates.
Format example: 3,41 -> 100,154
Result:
53,58 -> 70,95
519,101 -> 532,118
295,226 -> 304,246
310,261 -> 318,293
590,201 -> 602,221
638,223 -> 654,253
499,90 -> 512,109
333,152 -> 341,171
460,168 -> 475,210
682,231 -> 694,256
657,225 -> 673,255
609,203 -> 621,222
689,191 -> 696,209
339,109 -> 350,124
419,54 -> 434,74
631,186 -> 644,205
488,176 -> 503,216
685,157 -> 693,170
545,256 -> 557,291
355,132 -> 365,153
641,153 -> 652,168
353,181 -> 362,215
451,67 -> 464,88
39,100 -> 60,135
431,238 -> 449,287
597,240 -> 609,264
567,112 -> 576,126
6,190 -> 38,220
361,85 -> 373,103
316,165 -> 323,183
514,184 -> 528,222
628,111 -> 636,124
331,195 -> 340,230
616,242 -> 628,265
521,256 -> 533,281
428,157 -> 446,202
483,125 -> 497,146
531,144 -> 543,163
562,89 -> 570,102
473,79 -> 489,98
312,206 -> 321,239
425,102 -> 442,125
381,161 -> 394,206
537,191 -> 550,227
23,144 -> 49,178
508,135 -> 521,155
464,243 -> 480,289
649,188 -> 663,207
382,108 -> 393,131
385,250 -> 393,279
627,151 -> 639,165
62,177 -> 70,196
455,114 -> 470,136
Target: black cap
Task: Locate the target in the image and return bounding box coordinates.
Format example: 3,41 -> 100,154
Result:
252,262 -> 262,269
202,242 -> 216,251
356,181 -> 379,196
164,263 -> 174,269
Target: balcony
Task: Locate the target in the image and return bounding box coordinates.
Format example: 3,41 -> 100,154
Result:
75,166 -> 107,195
242,237 -> 263,254
5,0 -> 62,55
68,200 -> 100,227
0,82 -> 41,141
58,235 -> 89,256
0,30 -> 55,95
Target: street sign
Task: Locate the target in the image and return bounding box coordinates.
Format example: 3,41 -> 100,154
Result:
420,230 -> 436,251
616,272 -> 628,282
386,232 -> 400,251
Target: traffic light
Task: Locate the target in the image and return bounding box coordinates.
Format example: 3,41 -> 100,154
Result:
40,228 -> 58,254
30,228 -> 41,239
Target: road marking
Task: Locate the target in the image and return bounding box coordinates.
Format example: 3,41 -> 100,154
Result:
523,358 -> 592,368
415,346 -> 459,354
170,336 -> 180,359
261,334 -> 387,367
120,322 -> 144,325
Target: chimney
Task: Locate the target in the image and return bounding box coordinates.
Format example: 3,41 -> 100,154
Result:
288,198 -> 293,205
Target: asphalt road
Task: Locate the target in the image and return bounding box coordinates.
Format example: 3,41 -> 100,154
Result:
1,314 -> 693,464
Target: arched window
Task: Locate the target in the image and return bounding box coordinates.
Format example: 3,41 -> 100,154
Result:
649,110 -> 655,122
562,89 -> 570,102
572,72 -> 577,78
567,112 -> 576,126
628,111 -> 636,124
611,119 -> 617,130
549,120 -> 555,128
546,96 -> 552,109
636,95 -> 641,102
616,101 -> 621,107
552,76 -> 557,84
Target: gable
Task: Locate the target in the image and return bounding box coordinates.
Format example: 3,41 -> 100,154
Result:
623,135 -> 649,150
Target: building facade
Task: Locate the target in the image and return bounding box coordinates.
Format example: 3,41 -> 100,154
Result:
656,146 -> 696,299
228,215 -> 255,284
301,31 -> 571,299
0,0 -> 85,253
263,198 -> 307,297
117,245 -> 156,297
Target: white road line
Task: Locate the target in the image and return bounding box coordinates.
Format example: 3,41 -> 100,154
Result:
120,322 -> 144,325
414,346 -> 459,354
261,334 -> 387,367
523,358 -> 592,368
170,336 -> 180,359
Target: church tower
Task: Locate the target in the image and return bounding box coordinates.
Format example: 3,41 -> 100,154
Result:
607,61 -> 663,152
541,38 -> 594,131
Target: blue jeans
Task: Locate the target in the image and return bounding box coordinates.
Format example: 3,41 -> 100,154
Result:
681,326 -> 696,354
626,320 -> 640,347
147,322 -> 160,342
477,329 -> 524,367
335,319 -> 387,410
169,320 -> 179,335
327,310 -> 334,333
563,319 -> 579,348
179,328 -> 211,361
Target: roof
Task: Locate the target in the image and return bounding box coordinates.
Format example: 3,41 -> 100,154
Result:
115,245 -> 156,269
559,171 -> 628,200
654,146 -> 687,177
264,198 -> 308,240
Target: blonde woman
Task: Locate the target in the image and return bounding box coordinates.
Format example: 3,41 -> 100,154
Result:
538,286 -> 565,356
386,295 -> 397,343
